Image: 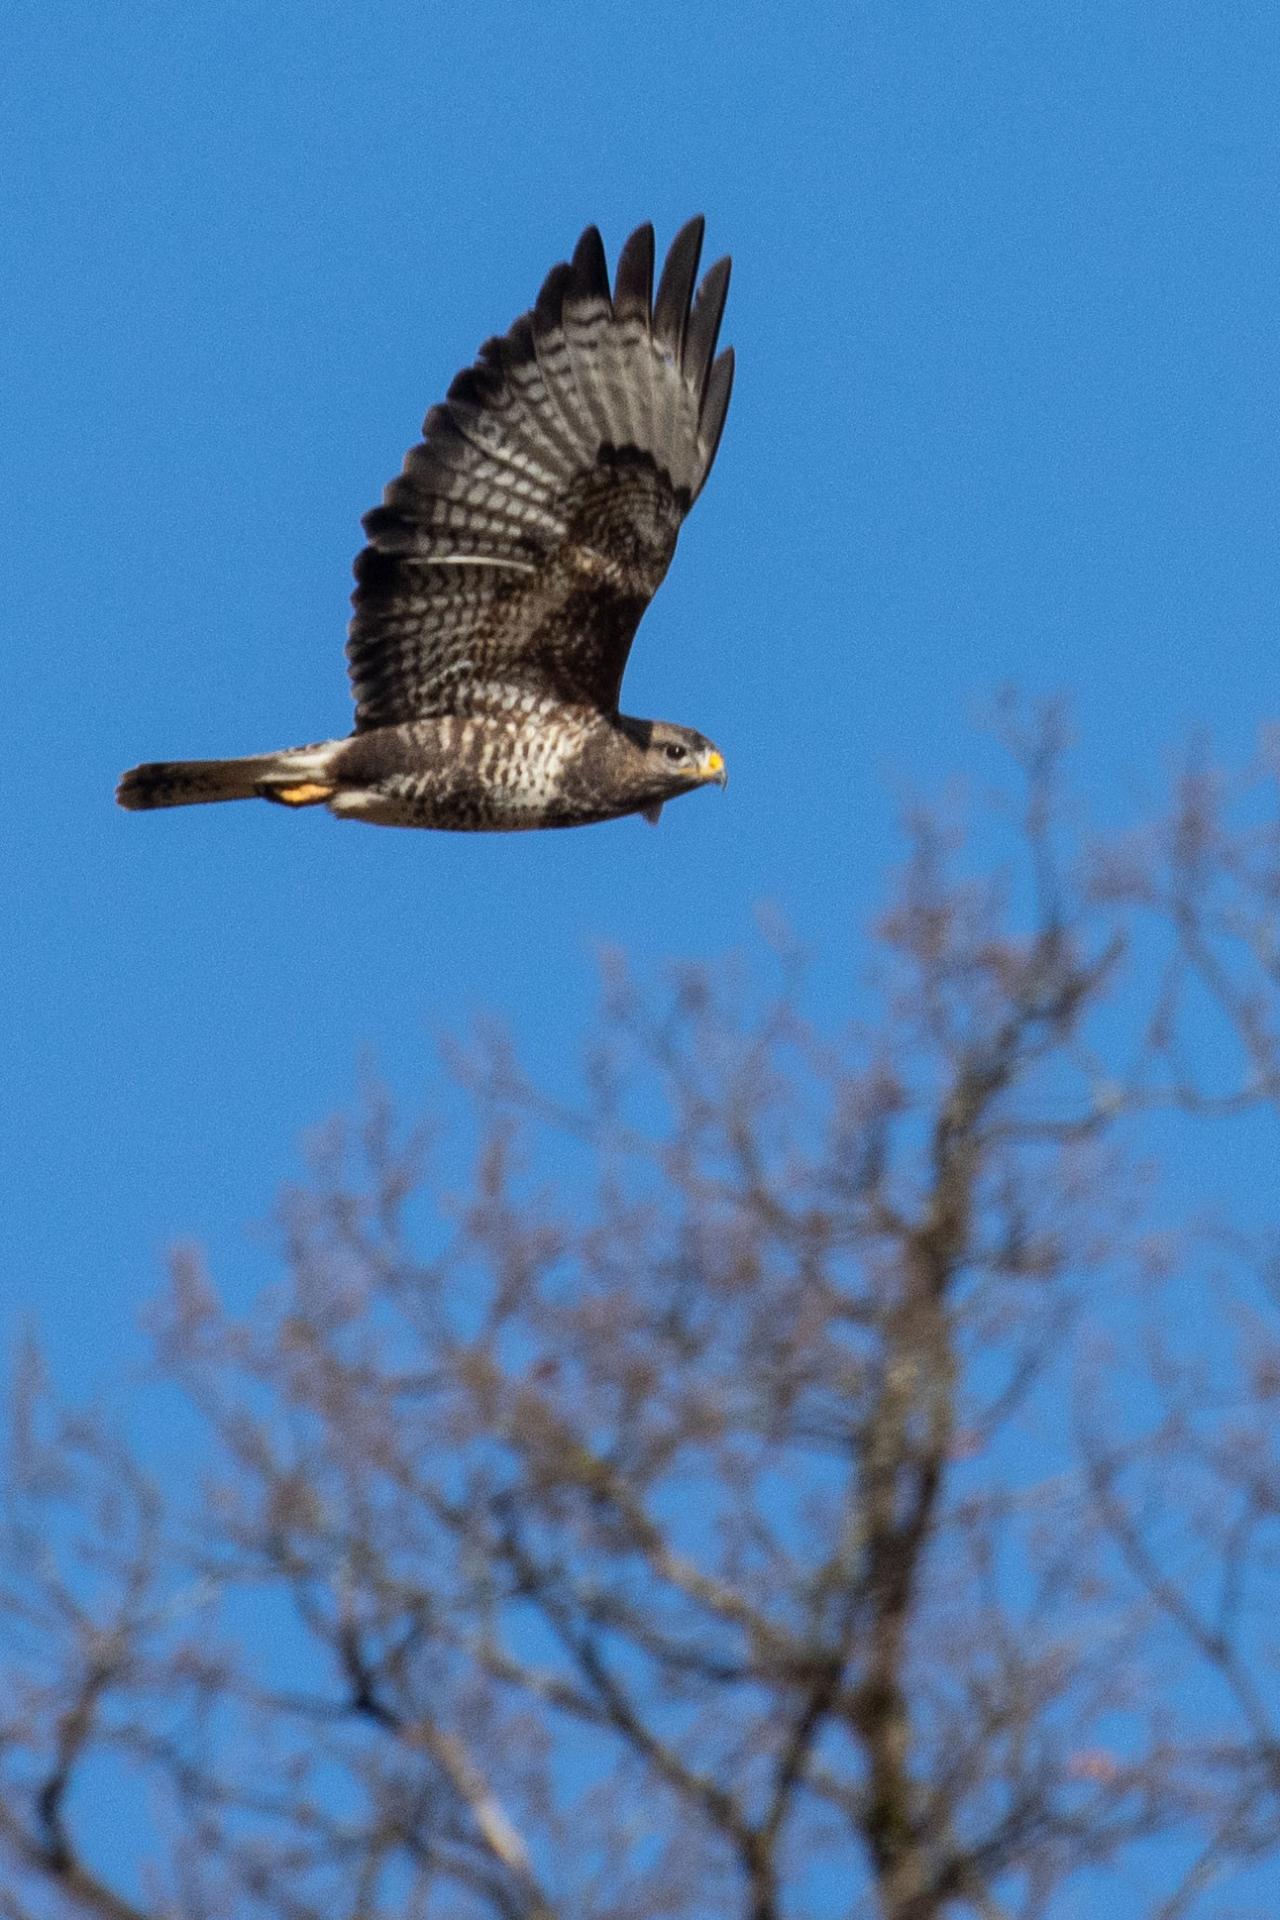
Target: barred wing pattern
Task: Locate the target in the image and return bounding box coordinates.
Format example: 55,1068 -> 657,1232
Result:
347,218 -> 733,731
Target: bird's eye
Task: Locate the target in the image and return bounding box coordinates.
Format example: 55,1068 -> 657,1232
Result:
663,743 -> 688,763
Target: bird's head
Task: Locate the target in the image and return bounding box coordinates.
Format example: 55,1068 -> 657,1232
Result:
614,718 -> 727,820
645,721 -> 727,789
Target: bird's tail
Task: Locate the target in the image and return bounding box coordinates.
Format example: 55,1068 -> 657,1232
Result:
116,743 -> 340,812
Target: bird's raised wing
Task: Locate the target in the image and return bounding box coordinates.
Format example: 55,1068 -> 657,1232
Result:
347,218 -> 733,730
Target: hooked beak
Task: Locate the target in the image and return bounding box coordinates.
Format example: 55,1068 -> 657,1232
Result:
700,748 -> 728,789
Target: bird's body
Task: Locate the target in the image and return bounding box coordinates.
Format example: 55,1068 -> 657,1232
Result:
329,708 -> 605,832
118,219 -> 733,833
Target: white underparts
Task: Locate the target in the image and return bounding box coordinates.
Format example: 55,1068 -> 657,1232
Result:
277,741 -> 343,778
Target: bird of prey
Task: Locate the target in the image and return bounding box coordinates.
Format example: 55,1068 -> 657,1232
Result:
117,218 -> 733,832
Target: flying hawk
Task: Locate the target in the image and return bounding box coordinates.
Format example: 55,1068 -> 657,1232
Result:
117,218 -> 733,832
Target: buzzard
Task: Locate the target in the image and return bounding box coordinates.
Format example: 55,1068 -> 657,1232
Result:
117,218 -> 733,832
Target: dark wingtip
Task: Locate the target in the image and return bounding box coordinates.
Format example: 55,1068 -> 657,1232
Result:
694,346 -> 735,499
684,254 -> 732,400
570,225 -> 612,308
653,216 -> 705,356
613,221 -> 655,322
670,213 -> 706,260
533,258 -> 573,334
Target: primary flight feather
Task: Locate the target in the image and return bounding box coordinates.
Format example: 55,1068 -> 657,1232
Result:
117,218 -> 733,832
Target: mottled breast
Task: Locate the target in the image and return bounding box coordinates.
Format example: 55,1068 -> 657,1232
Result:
328,698 -> 604,830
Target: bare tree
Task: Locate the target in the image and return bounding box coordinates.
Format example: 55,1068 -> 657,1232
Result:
5,710 -> 1280,1920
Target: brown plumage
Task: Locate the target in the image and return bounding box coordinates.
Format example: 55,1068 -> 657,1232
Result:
117,218 -> 733,833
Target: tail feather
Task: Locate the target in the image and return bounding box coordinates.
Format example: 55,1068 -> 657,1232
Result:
116,746 -> 337,812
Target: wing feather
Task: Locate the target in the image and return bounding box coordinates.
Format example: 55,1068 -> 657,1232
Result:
613,223 -> 654,323
694,348 -> 735,507
609,222 -> 657,453
348,218 -> 734,729
564,227 -> 631,451
531,262 -> 597,461
652,215 -> 703,358
683,255 -> 731,407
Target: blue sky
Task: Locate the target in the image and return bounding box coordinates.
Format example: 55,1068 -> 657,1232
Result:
4,0 -> 1278,1400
